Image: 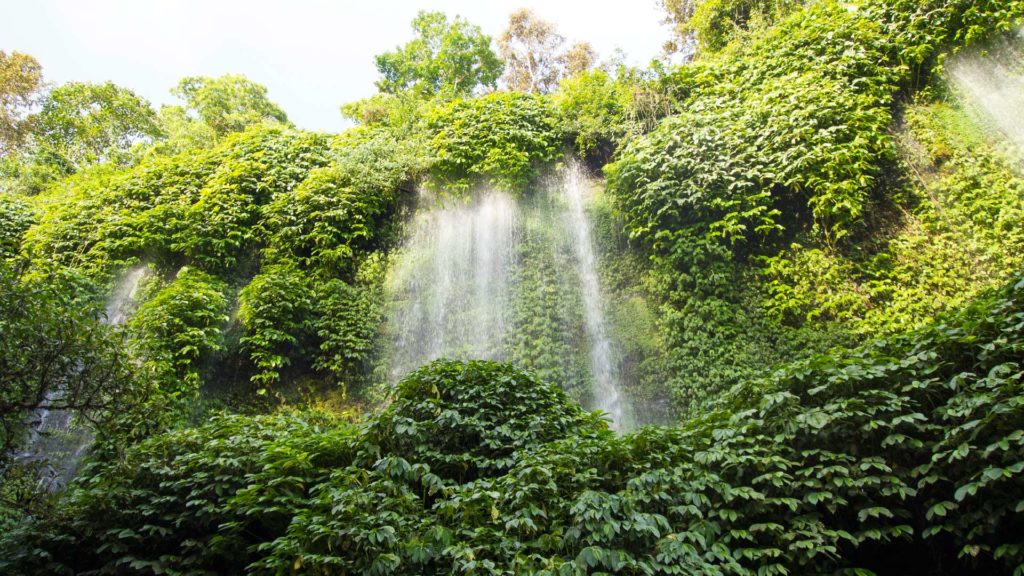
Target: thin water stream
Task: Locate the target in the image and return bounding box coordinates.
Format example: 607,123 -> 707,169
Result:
14,265 -> 151,490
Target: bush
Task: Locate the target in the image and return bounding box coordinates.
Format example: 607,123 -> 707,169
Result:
4,278 -> 1022,574
0,192 -> 34,260
129,266 -> 229,397
428,92 -> 561,192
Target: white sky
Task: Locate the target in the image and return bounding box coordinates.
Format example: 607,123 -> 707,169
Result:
2,0 -> 672,132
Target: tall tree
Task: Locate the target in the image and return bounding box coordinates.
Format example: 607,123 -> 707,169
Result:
660,0 -> 802,53
0,51 -> 44,157
170,74 -> 289,137
498,9 -> 596,93
564,41 -> 598,77
31,81 -> 161,171
375,11 -> 503,98
498,9 -> 567,93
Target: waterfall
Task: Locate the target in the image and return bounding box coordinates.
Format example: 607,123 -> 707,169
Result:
14,264 -> 152,490
385,190 -> 519,381
947,28 -> 1024,154
384,165 -> 631,429
559,160 -> 628,428
105,265 -> 151,325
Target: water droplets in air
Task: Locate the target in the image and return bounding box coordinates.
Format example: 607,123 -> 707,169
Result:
947,27 -> 1024,155
560,159 -> 627,428
384,163 -> 632,429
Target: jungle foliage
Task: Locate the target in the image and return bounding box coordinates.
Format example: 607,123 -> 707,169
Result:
427,91 -> 561,192
2,1 -> 1024,573
606,0 -> 1024,414
2,275 -> 1022,574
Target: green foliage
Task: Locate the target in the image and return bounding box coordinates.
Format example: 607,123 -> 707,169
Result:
505,196 -> 591,402
237,260 -> 315,391
312,277 -> 381,393
330,125 -> 431,187
129,267 -> 229,397
4,278 -> 1023,574
23,127 -> 332,277
555,69 -> 630,157
608,0 -> 1024,416
340,91 -> 432,131
169,74 -> 289,137
0,262 -> 135,457
610,2 -> 898,251
690,0 -> 805,52
261,164 -> 396,275
2,80 -> 161,194
0,411 -> 357,574
761,95 -> 1024,336
151,103 -> 219,155
372,360 -> 603,482
0,192 -> 34,260
860,0 -> 1024,81
428,92 -> 561,192
17,123 -> 416,403
374,11 -> 503,98
6,5 -> 1024,574
30,81 -> 162,172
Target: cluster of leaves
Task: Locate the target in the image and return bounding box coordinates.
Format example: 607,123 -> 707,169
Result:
1,80 -> 163,194
12,124 -> 419,414
30,82 -> 163,173
661,0 -> 806,53
504,192 -> 591,402
22,127 -> 332,275
235,261 -> 382,394
610,1 -> 900,252
374,11 -> 503,98
1,70 -> 292,194
128,266 -> 229,397
762,90 -> 1024,336
554,66 -> 676,164
427,92 -> 561,192
0,192 -> 34,260
606,0 -> 1024,416
0,262 -> 137,459
4,274 -> 1022,574
169,75 -> 290,138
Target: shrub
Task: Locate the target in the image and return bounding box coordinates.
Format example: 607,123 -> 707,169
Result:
428,92 -> 561,192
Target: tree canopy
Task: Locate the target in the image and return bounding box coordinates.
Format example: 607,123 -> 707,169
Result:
31,81 -> 162,171
374,10 -> 504,98
169,74 -> 289,137
0,51 -> 44,156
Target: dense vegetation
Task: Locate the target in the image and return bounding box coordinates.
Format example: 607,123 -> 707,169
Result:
3,275 -> 1022,574
1,0 -> 1023,573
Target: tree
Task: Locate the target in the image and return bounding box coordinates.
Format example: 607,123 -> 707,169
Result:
564,41 -> 597,77
0,263 -> 135,459
31,81 -> 161,171
169,74 -> 289,137
0,51 -> 44,157
498,8 -> 567,93
374,11 -> 503,98
660,0 -> 804,52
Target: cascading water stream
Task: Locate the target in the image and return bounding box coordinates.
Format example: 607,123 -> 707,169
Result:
559,160 -> 629,428
14,264 -> 151,490
386,191 -> 519,381
384,164 -> 632,429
